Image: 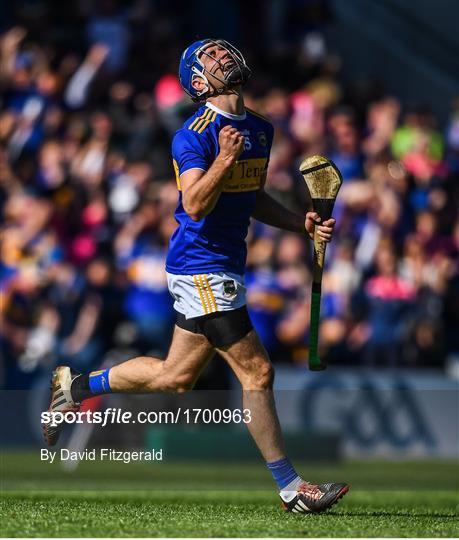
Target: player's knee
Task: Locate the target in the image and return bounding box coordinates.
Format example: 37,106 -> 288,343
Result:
258,361 -> 275,389
175,380 -> 195,394
244,359 -> 274,390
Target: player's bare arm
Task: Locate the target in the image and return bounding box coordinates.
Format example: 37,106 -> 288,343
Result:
252,187 -> 336,242
181,126 -> 244,220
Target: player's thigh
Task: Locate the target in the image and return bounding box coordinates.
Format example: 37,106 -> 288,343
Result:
164,324 -> 215,387
215,329 -> 274,389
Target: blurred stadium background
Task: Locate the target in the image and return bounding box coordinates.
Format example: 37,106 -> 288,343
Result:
1,0 -> 458,484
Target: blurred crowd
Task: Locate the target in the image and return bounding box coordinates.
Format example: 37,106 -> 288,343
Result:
1,0 -> 458,389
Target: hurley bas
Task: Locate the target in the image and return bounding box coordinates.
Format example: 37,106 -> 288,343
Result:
41,448 -> 163,464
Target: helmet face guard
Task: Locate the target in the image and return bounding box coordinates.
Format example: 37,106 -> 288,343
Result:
179,38 -> 251,102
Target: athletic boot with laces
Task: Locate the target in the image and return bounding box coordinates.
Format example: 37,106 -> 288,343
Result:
43,366 -> 81,446
280,481 -> 350,513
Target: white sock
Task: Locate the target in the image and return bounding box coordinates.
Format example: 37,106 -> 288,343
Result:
279,475 -> 303,500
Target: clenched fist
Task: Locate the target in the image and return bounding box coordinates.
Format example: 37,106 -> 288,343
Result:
217,125 -> 245,166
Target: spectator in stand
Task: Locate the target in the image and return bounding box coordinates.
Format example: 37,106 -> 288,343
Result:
352,242 -> 416,367
328,107 -> 364,181
0,7 -> 458,389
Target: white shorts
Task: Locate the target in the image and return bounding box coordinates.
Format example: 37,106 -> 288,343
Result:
166,272 -> 247,319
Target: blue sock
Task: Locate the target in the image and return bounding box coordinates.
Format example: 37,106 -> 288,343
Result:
267,457 -> 300,490
88,368 -> 112,394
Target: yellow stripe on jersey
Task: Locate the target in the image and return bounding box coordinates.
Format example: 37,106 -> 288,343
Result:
188,108 -> 209,131
193,275 -> 209,314
190,111 -> 211,132
172,159 -> 181,190
196,110 -> 217,133
189,108 -> 212,131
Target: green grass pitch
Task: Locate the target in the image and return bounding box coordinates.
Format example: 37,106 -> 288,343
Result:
1,453 -> 458,537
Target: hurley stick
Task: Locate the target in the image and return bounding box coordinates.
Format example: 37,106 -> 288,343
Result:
299,156 -> 343,371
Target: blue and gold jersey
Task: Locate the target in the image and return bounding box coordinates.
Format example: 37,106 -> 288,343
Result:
166,103 -> 274,275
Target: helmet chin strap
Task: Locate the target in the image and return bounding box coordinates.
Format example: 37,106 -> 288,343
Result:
203,79 -> 242,100
200,68 -> 248,99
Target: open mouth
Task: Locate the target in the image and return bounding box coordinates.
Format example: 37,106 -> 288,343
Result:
222,60 -> 236,72
222,61 -> 242,83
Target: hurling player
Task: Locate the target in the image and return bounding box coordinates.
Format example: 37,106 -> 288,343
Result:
44,38 -> 349,513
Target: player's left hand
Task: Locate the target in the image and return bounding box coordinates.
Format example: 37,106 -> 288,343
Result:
305,212 -> 335,242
